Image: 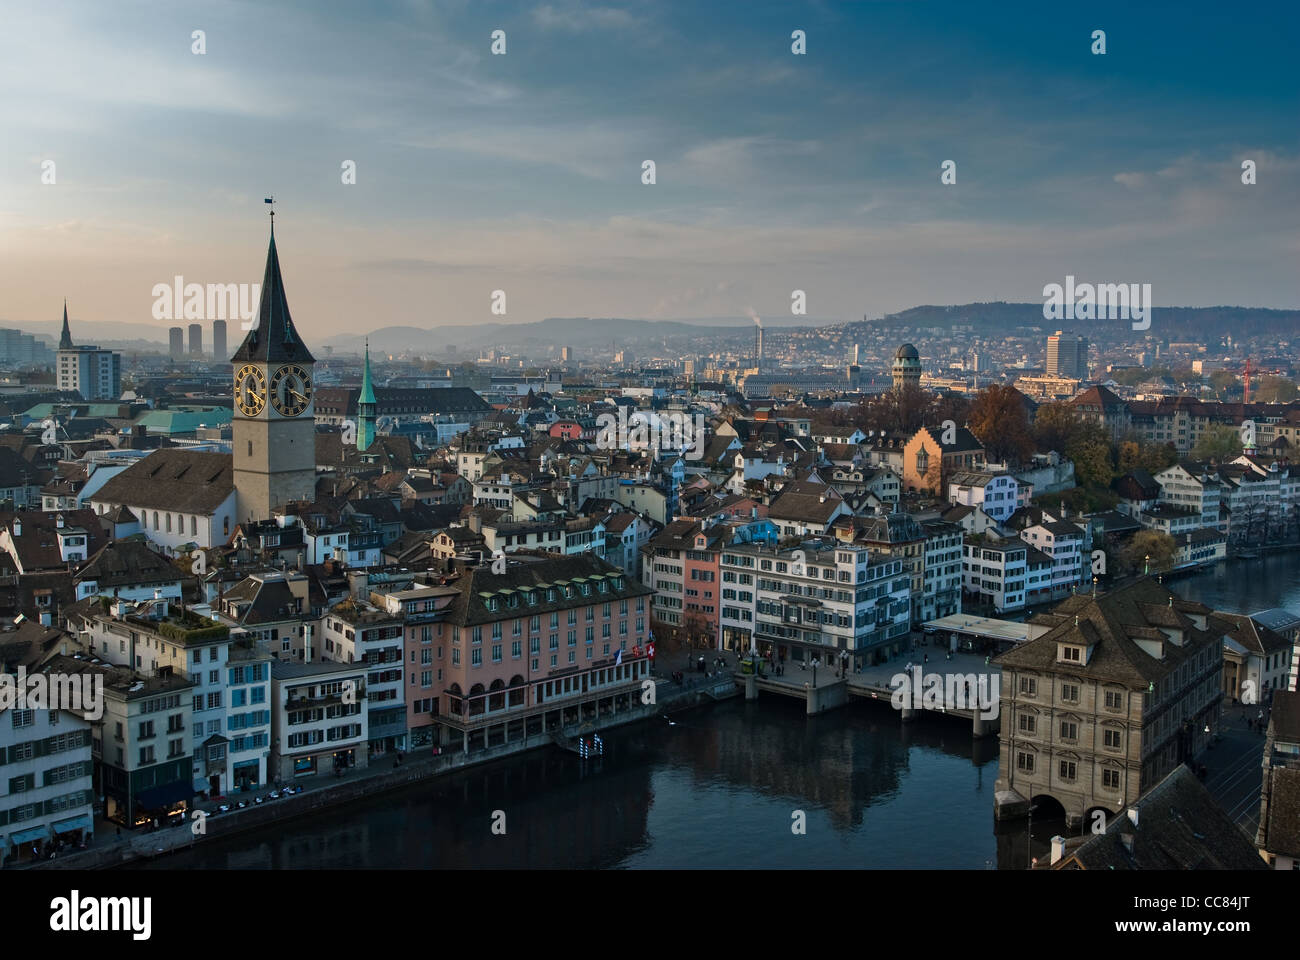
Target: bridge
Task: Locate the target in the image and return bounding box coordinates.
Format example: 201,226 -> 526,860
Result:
736,650 -> 1003,737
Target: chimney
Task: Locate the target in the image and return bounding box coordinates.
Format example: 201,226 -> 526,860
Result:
12,518 -> 20,537
40,612 -> 52,627
1050,835 -> 1066,865
56,513 -> 64,529
1127,807 -> 1138,829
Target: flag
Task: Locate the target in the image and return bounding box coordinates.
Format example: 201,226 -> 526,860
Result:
264,198 -> 273,204
614,649 -> 623,665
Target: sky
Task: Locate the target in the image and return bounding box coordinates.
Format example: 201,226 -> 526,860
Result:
1,0 -> 1297,341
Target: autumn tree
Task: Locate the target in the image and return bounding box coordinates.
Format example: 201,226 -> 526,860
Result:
1033,401 -> 1082,452
1209,370 -> 1239,398
968,385 -> 1035,465
1068,421 -> 1115,489
1190,425 -> 1243,463
1122,530 -> 1177,575
1253,376 -> 1298,403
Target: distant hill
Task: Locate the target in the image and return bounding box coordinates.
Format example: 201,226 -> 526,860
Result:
863,302 -> 1300,338
321,316 -> 797,355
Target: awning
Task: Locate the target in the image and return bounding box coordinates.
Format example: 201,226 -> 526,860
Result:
136,781 -> 193,810
52,814 -> 92,835
10,825 -> 52,845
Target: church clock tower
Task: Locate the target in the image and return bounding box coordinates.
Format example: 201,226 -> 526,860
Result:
232,220 -> 316,522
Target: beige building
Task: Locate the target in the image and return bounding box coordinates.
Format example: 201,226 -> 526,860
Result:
994,578 -> 1226,829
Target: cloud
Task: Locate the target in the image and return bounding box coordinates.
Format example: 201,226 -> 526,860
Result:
532,3 -> 646,32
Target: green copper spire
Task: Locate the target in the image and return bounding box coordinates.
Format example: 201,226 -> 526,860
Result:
357,339 -> 376,452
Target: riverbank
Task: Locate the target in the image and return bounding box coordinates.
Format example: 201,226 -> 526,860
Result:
21,674 -> 739,871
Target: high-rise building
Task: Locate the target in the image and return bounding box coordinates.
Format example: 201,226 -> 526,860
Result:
189,323 -> 203,357
0,328 -> 54,367
561,346 -> 573,362
212,319 -> 228,362
1047,330 -> 1089,378
892,343 -> 921,391
231,223 -> 317,522
169,326 -> 185,360
56,304 -> 121,401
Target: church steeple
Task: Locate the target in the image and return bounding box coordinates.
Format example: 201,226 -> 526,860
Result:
231,222 -> 315,364
357,339 -> 377,452
58,301 -> 73,349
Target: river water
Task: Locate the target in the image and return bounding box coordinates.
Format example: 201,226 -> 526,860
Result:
142,554 -> 1299,870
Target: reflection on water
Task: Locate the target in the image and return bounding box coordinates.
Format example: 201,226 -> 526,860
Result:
140,556 -> 1298,870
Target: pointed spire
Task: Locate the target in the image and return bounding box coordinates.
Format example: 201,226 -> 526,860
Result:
58,300 -> 73,350
359,339 -> 376,405
231,219 -> 314,364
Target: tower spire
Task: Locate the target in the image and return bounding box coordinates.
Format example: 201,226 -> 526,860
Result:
58,300 -> 73,350
357,338 -> 377,452
231,210 -> 313,364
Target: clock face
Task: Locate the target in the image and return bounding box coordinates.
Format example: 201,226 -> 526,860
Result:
270,364 -> 313,417
234,364 -> 267,417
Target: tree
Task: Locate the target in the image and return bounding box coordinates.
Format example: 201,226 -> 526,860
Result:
1033,401 -> 1082,452
1069,423 -> 1115,489
1253,376 -> 1298,404
1190,425 -> 1242,463
1209,370 -> 1239,398
968,385 -> 1035,464
1117,435 -> 1178,475
1122,530 -> 1177,574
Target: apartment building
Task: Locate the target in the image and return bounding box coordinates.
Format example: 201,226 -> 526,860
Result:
1155,463 -> 1223,530
718,539 -> 911,667
321,598 -> 407,757
641,519 -> 726,643
1018,520 -> 1087,599
436,553 -> 653,754
65,598 -> 268,799
270,660 -> 369,779
0,692 -> 95,865
948,471 -> 1020,523
920,520 -> 964,623
372,584 -> 460,751
963,537 -> 1029,613
994,578 -> 1225,829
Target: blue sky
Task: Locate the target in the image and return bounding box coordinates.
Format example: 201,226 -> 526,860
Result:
2,0 -> 1296,339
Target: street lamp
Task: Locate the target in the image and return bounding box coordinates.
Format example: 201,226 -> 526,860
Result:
1026,802 -> 1039,870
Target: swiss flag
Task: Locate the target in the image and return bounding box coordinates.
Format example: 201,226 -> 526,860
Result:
647,642 -> 656,660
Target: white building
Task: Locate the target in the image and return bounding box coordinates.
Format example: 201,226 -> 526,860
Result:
947,471 -> 1020,523
719,539 -> 912,667
0,699 -> 95,865
269,660 -> 369,780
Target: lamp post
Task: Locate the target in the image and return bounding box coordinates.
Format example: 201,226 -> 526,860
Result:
1026,802 -> 1038,870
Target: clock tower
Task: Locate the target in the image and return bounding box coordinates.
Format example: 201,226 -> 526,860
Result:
231,221 -> 316,522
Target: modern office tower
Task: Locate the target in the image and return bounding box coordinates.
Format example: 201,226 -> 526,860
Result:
1047,330 -> 1089,378
561,346 -> 573,362
189,323 -> 203,357
212,319 -> 228,362
56,304 -> 121,400
0,328 -> 54,367
169,326 -> 185,360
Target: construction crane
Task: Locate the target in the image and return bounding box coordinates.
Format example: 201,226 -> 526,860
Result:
1243,356 -> 1253,405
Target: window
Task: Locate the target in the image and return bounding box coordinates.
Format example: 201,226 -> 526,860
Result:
1018,676 -> 1037,696
1018,714 -> 1036,734
1016,752 -> 1034,773
1058,760 -> 1077,781
1102,768 -> 1120,790
1061,683 -> 1079,704
11,709 -> 33,729
1103,729 -> 1122,749
1104,690 -> 1123,711
1059,721 -> 1077,742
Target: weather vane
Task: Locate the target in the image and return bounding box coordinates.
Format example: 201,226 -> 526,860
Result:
265,195 -> 275,225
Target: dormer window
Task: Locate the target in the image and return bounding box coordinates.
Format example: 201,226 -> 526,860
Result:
1058,645 -> 1083,664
